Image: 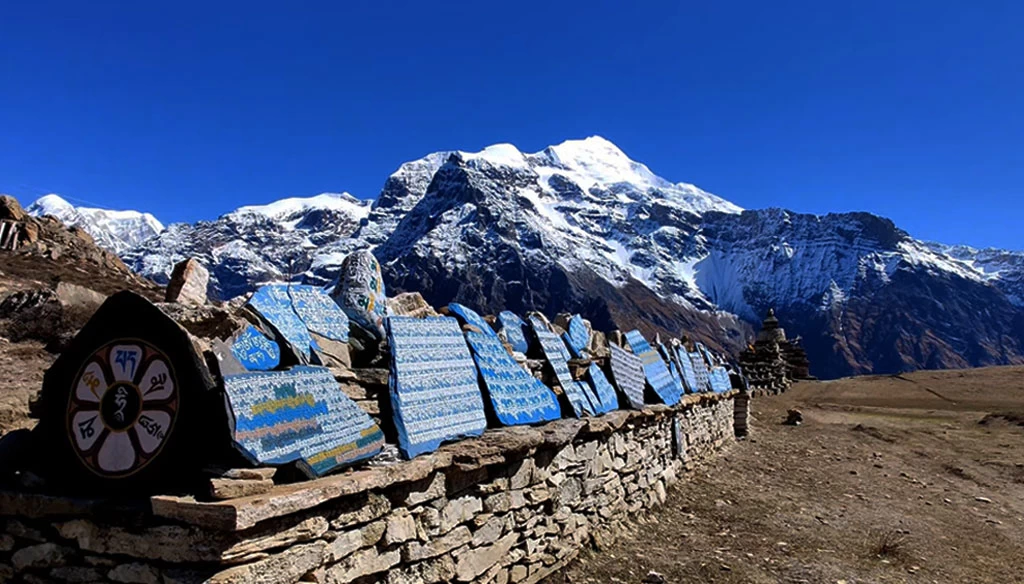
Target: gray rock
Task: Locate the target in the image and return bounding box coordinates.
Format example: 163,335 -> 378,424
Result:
108,562 -> 161,584
12,543 -> 73,570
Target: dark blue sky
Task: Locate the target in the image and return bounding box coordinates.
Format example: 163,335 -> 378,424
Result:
2,1 -> 1021,249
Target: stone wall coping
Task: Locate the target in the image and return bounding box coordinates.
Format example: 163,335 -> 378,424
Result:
1,392 -> 737,532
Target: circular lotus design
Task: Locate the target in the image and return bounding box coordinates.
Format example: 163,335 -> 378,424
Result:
66,340 -> 179,477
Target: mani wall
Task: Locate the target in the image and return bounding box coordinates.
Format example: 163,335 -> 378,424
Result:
0,392 -> 745,584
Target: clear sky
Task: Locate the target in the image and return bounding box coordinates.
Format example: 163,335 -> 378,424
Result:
1,1 -> 1021,250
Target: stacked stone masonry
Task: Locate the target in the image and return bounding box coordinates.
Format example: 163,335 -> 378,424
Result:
0,393 -> 739,584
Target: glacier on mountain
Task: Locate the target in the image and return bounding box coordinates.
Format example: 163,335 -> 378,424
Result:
26,194 -> 164,254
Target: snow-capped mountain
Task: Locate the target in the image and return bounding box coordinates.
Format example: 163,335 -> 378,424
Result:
46,136 -> 1024,378
924,242 -> 1024,307
27,194 -> 164,254
122,192 -> 370,299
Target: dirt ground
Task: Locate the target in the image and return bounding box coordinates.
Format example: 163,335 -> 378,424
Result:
549,366 -> 1024,584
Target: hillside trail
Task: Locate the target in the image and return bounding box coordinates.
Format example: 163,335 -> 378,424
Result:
549,367 -> 1024,584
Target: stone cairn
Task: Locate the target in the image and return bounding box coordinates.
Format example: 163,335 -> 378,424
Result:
738,308 -> 812,393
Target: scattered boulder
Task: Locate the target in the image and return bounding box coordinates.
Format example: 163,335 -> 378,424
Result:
387,292 -> 438,318
0,282 -> 107,345
154,303 -> 248,341
642,571 -> 667,584
784,409 -> 803,426
165,258 -> 210,306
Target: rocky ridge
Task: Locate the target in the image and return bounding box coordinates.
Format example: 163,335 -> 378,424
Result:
19,137 -> 1024,378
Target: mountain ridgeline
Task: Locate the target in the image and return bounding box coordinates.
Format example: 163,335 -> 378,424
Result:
24,137 -> 1024,379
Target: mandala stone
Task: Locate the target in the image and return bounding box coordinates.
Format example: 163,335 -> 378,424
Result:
608,344 -> 646,409
387,316 -> 488,458
624,330 -> 682,406
230,325 -> 281,371
223,366 -> 383,476
530,317 -> 598,417
36,291 -> 219,492
497,311 -> 529,354
247,285 -> 316,362
565,315 -> 590,358
464,330 -> 561,426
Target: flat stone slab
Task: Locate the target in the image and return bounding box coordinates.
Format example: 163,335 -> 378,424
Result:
223,366 -> 383,477
688,350 -> 711,393
564,315 -> 589,358
530,317 -> 598,418
674,344 -> 699,394
386,316 -> 487,459
447,303 -> 496,336
247,285 -> 316,361
497,311 -> 529,354
608,344 -> 646,409
229,325 -> 281,371
463,324 -> 561,427
625,330 -> 682,406
585,363 -> 619,414
709,366 -> 732,393
287,285 -> 350,343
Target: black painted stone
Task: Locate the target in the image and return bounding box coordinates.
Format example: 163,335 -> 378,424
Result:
35,291 -> 221,493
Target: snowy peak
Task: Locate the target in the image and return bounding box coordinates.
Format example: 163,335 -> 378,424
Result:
27,194 -> 165,254
232,192 -> 371,223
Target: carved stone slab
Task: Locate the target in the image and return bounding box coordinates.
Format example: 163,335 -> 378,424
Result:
624,330 -> 682,406
447,303 -> 496,336
386,316 -> 488,458
463,326 -> 561,426
230,325 -> 281,371
564,315 -> 589,358
674,345 -> 699,394
688,351 -> 712,393
288,285 -> 350,343
608,344 -> 646,409
37,291 -> 219,492
585,363 -> 619,414
530,317 -> 597,417
223,366 -> 383,477
709,366 -> 732,393
247,285 -> 315,361
497,311 -> 529,354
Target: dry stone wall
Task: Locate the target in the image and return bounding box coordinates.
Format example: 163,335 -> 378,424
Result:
0,393 -> 740,584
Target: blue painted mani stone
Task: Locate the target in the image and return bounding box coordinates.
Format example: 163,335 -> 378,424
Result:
223,366 -> 384,477
688,351 -> 712,393
564,315 -> 590,358
586,363 -> 619,414
608,344 -> 646,409
386,316 -> 488,459
624,330 -> 682,406
710,366 -> 731,393
288,285 -> 350,343
675,345 -> 700,394
230,325 -> 281,371
247,285 -> 316,361
447,303 -> 497,336
497,311 -> 529,354
463,327 -> 561,426
530,318 -> 598,417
